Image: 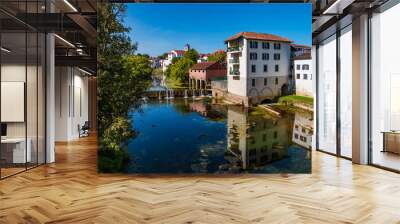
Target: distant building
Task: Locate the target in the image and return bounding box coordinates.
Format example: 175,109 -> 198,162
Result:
189,61 -> 227,89
291,44 -> 311,57
162,45 -> 190,72
197,54 -> 209,63
224,32 -> 293,106
293,53 -> 313,97
150,57 -> 162,68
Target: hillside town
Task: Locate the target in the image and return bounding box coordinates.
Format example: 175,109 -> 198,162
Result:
151,31 -> 313,107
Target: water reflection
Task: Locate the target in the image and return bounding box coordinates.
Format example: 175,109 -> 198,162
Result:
127,99 -> 312,173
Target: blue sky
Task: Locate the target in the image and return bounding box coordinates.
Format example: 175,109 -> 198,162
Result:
125,4 -> 311,57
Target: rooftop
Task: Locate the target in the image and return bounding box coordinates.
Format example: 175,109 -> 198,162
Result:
225,32 -> 292,43
191,61 -> 220,70
293,53 -> 311,60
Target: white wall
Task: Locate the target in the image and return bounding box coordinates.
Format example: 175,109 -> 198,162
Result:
55,66 -> 89,141
294,59 -> 313,97
227,39 -> 291,98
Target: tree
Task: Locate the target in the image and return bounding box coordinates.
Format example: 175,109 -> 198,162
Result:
184,49 -> 199,63
168,58 -> 194,83
97,2 -> 152,172
158,52 -> 168,60
171,57 -> 180,64
208,51 -> 226,62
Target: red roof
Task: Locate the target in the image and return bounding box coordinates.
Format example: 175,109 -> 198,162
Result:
291,44 -> 311,49
225,32 -> 292,43
191,61 -> 220,70
173,50 -> 186,56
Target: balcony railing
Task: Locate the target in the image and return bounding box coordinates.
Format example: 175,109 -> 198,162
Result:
229,70 -> 240,75
227,46 -> 242,52
229,58 -> 239,64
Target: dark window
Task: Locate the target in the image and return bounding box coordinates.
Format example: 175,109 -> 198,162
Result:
273,131 -> 278,139
275,65 -> 279,72
273,53 -> 280,60
250,52 -> 257,60
296,64 -> 300,70
251,65 -> 256,73
295,133 -> 299,139
250,41 -> 258,49
303,74 -> 308,80
295,125 -> 299,130
274,43 -> 281,49
252,78 -> 256,87
275,78 -> 278,85
263,65 -> 268,72
296,74 -> 300,79
262,53 -> 269,60
264,78 -> 267,86
302,64 -> 309,70
262,42 -> 270,49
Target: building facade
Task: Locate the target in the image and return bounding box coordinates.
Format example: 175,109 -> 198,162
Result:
224,32 -> 292,106
162,44 -> 190,72
293,54 -> 313,97
189,61 -> 226,89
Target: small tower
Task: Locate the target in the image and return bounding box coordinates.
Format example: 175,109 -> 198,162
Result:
184,44 -> 190,51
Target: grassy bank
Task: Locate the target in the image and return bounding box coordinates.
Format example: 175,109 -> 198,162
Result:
165,78 -> 187,89
277,95 -> 313,106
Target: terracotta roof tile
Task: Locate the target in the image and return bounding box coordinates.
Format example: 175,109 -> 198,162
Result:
191,61 -> 218,70
225,32 -> 292,43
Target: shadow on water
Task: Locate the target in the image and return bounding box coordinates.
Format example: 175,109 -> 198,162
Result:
126,98 -> 312,174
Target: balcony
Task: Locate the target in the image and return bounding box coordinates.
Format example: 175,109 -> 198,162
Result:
229,58 -> 239,64
229,70 -> 240,75
227,46 -> 242,52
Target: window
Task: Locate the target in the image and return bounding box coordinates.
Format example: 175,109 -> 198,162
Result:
303,74 -> 308,80
295,125 -> 299,130
250,52 -> 257,60
251,65 -> 256,73
250,41 -> 258,49
302,128 -> 306,133
274,43 -> 281,49
294,133 -> 299,139
262,53 -> 269,60
275,78 -> 278,85
302,64 -> 309,70
273,131 -> 278,139
263,65 -> 268,72
318,34 -> 337,155
275,65 -> 279,72
296,74 -> 301,79
262,134 -> 267,141
264,78 -> 267,86
252,78 -> 256,87
262,42 -> 270,49
296,64 -> 301,70
273,53 -> 280,60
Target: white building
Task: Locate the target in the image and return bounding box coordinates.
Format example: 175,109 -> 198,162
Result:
293,53 -> 313,97
224,32 -> 292,106
162,44 -> 190,72
291,44 -> 311,57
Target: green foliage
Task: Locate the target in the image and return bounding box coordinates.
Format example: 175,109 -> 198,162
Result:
278,95 -> 314,106
158,52 -> 168,59
184,49 -> 199,63
171,57 -> 180,64
207,51 -> 226,62
167,58 -> 194,83
97,2 -> 152,172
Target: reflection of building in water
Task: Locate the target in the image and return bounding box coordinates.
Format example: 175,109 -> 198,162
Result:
225,106 -> 289,170
189,101 -> 227,120
292,112 -> 313,149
